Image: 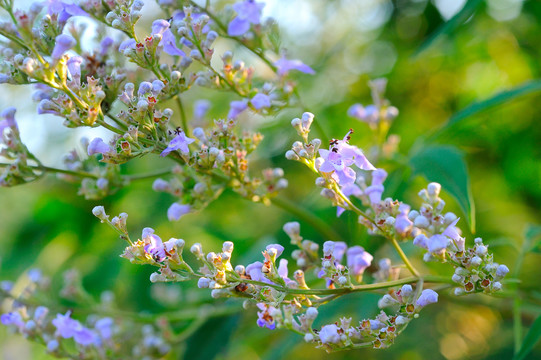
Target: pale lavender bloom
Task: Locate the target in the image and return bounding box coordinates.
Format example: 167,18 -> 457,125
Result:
277,259 -> 296,287
496,264 -> 509,278
28,268 -> 42,282
45,0 -> 87,24
160,131 -> 195,156
152,178 -> 170,192
319,131 -> 376,186
274,55 -> 315,76
266,244 -> 284,258
246,261 -> 267,283
416,289 -> 438,307
413,234 -> 429,249
1,312 -> 25,330
119,39 -> 136,54
442,218 -> 464,251
251,93 -> 271,109
364,168 -> 387,204
346,246 -> 373,276
138,81 -> 153,96
0,107 -> 17,136
0,73 -> 9,83
0,281 -> 13,292
99,37 -> 114,56
427,234 -> 450,254
173,11 -> 211,33
395,204 -> 413,237
52,34 -> 76,61
348,104 -> 379,124
95,317 -> 114,339
227,100 -> 248,119
319,324 -> 340,344
96,178 -> 108,189
37,99 -> 59,115
144,233 -> 166,262
33,306 -> 49,323
152,19 -> 185,56
256,303 -> 276,330
193,99 -> 211,119
167,203 -> 191,221
337,183 -> 362,217
228,0 -> 265,36
66,56 -> 83,81
152,80 -> 165,95
87,137 -> 112,156
52,312 -> 96,346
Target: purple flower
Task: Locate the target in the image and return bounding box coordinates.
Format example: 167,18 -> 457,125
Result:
394,204 -> 413,237
442,218 -> 464,251
346,246 -> 373,277
256,303 -> 277,330
52,312 -> 96,346
274,55 -> 315,76
160,131 -> 195,156
87,137 -> 112,156
167,203 -> 191,221
0,107 -> 17,136
1,312 -> 25,330
193,100 -> 211,119
152,19 -> 185,57
246,261 -> 268,283
348,104 -> 379,124
251,93 -> 271,110
228,100 -> 248,119
416,289 -> 438,307
277,259 -> 296,287
337,183 -> 362,217
152,178 -> 170,192
144,233 -> 166,262
319,131 -> 375,186
413,234 -> 429,249
95,317 -> 114,340
99,37 -> 114,57
364,168 -> 387,204
265,244 -> 284,258
427,234 -> 450,254
319,324 -> 340,344
46,0 -> 87,24
52,34 -> 76,61
67,56 -> 83,82
119,39 -> 136,54
228,0 -> 265,36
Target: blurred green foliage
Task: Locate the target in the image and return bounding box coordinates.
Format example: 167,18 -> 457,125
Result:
2,0 -> 541,359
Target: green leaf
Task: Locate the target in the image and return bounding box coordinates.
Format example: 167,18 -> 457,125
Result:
413,0 -> 484,56
446,80 -> 541,127
514,314 -> 541,360
525,224 -> 541,253
409,145 -> 476,232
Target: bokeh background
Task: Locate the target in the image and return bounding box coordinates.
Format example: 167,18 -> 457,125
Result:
1,0 -> 541,359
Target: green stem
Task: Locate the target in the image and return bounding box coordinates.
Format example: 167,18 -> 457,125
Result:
270,196 -> 344,242
125,168 -> 173,181
175,95 -> 190,136
0,162 -> 99,179
513,237 -> 527,354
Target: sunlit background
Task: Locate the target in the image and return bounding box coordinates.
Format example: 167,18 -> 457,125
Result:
1,0 -> 541,359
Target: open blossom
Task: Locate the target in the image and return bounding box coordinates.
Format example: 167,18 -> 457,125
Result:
319,324 -> 340,344
95,317 -> 114,340
395,204 -> 413,237
228,100 -> 248,119
87,137 -> 112,156
256,303 -> 277,330
167,203 -> 191,221
416,289 -> 438,307
51,34 -> 77,61
318,131 -> 376,185
52,312 -> 95,346
143,231 -> 167,262
274,56 -> 315,76
160,131 -> 195,156
66,56 -> 83,82
0,107 -> 17,136
45,0 -> 87,24
364,168 -> 387,204
1,312 -> 25,330
228,0 -> 265,36
348,104 -> 379,124
151,19 -> 185,56
251,93 -> 271,110
346,246 -> 373,277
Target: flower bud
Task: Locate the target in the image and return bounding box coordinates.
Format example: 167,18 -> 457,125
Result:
92,206 -> 108,222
